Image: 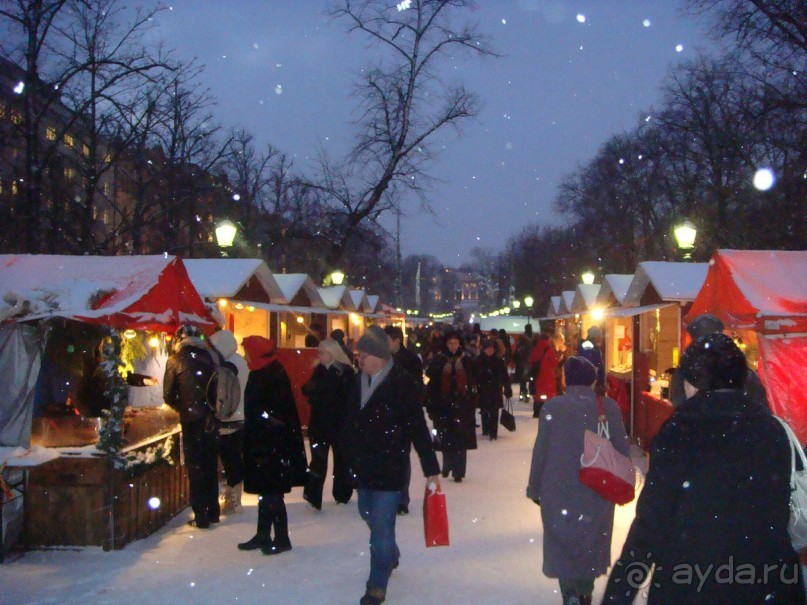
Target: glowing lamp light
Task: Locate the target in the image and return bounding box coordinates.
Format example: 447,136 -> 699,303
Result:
148,336 -> 160,348
123,329 -> 137,339
147,497 -> 161,510
234,303 -> 244,310
581,271 -> 595,285
214,219 -> 237,248
591,308 -> 605,321
524,296 -> 534,308
753,168 -> 775,191
296,316 -> 304,324
217,298 -> 228,308
13,81 -> 24,94
512,300 -> 521,309
674,220 -> 698,260
329,270 -> 345,286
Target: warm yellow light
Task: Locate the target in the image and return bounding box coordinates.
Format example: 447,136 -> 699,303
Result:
674,220 -> 697,250
503,307 -> 511,314
512,300 -> 521,309
296,316 -> 304,324
247,305 -> 255,312
234,303 -> 244,310
524,296 -> 534,308
215,219 -> 237,248
148,336 -> 160,348
591,308 -> 605,321
123,329 -> 137,339
217,299 -> 228,308
581,271 -> 595,285
329,270 -> 345,286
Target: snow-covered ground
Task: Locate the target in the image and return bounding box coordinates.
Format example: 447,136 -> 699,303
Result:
1,397 -> 647,605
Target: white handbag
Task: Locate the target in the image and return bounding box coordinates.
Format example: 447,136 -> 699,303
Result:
775,417 -> 807,552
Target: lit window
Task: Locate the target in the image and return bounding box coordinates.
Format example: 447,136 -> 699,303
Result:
82,144 -> 90,157
64,167 -> 76,179
102,209 -> 110,225
64,134 -> 74,148
46,126 -> 56,141
11,111 -> 22,125
103,182 -> 112,196
207,232 -> 214,243
12,181 -> 18,195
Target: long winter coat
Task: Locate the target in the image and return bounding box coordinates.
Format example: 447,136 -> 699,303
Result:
163,337 -> 216,424
529,336 -> 558,400
527,386 -> 629,580
425,352 -> 478,452
603,389 -> 804,605
302,361 -> 353,443
475,352 -> 512,410
242,360 -> 307,495
341,364 -> 439,491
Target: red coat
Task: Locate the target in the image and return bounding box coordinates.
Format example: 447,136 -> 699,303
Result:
529,337 -> 558,400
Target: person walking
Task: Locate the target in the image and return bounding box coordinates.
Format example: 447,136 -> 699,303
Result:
577,326 -> 605,395
513,324 -> 534,403
476,338 -> 512,440
342,325 -> 441,605
383,325 -> 424,516
425,330 -> 477,482
302,338 -> 355,510
237,336 -> 307,556
602,333 -> 804,604
527,356 -> 629,605
163,324 -> 220,529
208,329 -> 249,515
529,332 -> 559,417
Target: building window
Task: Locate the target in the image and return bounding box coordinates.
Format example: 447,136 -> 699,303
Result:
46,126 -> 56,141
82,144 -> 90,157
102,209 -> 110,225
207,232 -> 214,243
12,181 -> 18,195
64,134 -> 74,148
10,110 -> 22,125
103,182 -> 112,196
64,167 -> 76,179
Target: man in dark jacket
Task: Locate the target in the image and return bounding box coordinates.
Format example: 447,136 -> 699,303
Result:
577,325 -> 605,394
163,324 -> 220,529
384,325 -> 424,515
669,313 -> 769,410
343,325 -> 440,605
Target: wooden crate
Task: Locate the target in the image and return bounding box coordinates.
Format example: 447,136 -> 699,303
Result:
24,431 -> 189,550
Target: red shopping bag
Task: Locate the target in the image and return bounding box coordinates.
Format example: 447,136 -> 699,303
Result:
423,483 -> 450,547
578,397 -> 635,505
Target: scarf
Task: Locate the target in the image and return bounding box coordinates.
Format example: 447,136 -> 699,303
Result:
441,351 -> 467,398
361,358 -> 393,408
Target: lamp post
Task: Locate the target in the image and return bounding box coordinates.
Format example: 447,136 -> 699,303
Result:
324,270 -> 346,286
215,219 -> 238,252
674,219 -> 697,261
581,270 -> 595,285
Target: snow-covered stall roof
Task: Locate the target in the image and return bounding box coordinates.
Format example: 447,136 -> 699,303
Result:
622,261 -> 708,307
348,289 -> 371,312
0,255 -> 215,331
273,274 -> 326,308
479,316 -> 536,334
558,290 -> 576,316
183,258 -> 287,304
571,284 -> 601,313
366,295 -> 379,313
545,296 -> 561,318
596,274 -> 634,307
317,286 -> 358,311
686,250 -> 807,333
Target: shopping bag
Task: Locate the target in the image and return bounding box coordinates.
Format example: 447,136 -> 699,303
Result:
775,417 -> 807,551
423,482 -> 449,547
579,397 -> 635,505
500,398 -> 516,432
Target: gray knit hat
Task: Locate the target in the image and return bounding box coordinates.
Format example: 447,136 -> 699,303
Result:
357,325 -> 391,360
686,313 -> 725,340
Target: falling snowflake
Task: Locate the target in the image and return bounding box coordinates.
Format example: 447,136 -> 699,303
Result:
576,14 -> 586,23
643,19 -> 651,28
753,168 -> 775,191
675,44 -> 684,52
275,84 -> 283,95
396,0 -> 412,11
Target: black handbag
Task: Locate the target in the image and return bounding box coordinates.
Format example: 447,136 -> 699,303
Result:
500,399 -> 516,432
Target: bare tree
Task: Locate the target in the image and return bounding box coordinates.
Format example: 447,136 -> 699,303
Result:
312,0 -> 496,271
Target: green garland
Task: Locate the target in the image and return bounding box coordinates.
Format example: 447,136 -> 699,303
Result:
95,330 -> 173,472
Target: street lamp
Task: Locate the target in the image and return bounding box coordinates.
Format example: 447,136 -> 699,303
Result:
512,300 -> 521,310
581,270 -> 595,285
330,270 -> 345,286
524,296 -> 534,309
215,219 -> 238,248
674,219 -> 697,260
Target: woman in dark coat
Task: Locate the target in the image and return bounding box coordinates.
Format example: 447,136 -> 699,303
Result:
603,333 -> 804,605
527,356 -> 629,605
425,330 -> 477,482
237,336 -> 307,556
476,338 -> 512,440
302,338 -> 354,509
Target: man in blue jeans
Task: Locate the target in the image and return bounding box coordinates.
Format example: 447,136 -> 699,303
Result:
342,326 -> 441,605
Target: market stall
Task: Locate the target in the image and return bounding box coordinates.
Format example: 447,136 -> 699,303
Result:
619,261 -> 708,446
686,249 -> 807,442
0,254 -> 216,553
595,274 -> 635,424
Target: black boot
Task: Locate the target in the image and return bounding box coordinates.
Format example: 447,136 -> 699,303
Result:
261,496 -> 292,555
238,495 -> 272,551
